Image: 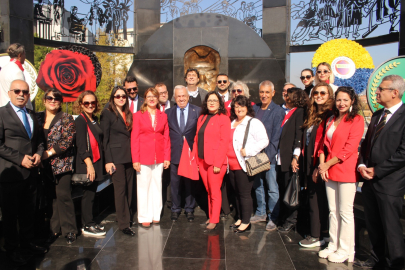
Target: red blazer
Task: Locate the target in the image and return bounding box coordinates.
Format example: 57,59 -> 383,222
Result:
194,113 -> 231,167
319,114 -> 364,183
131,110 -> 171,165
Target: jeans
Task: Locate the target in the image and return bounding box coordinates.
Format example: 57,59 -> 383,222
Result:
253,165 -> 279,221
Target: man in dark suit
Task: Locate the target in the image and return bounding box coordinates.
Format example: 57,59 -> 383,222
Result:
125,76 -> 144,113
166,85 -> 201,221
0,80 -> 47,265
356,75 -> 405,270
171,68 -> 207,107
250,80 -> 285,231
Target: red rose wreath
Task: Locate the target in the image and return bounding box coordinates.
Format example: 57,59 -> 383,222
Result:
36,45 -> 102,102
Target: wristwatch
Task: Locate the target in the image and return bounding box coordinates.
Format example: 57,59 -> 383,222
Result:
47,150 -> 53,157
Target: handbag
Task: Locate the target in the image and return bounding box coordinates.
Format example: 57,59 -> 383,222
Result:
242,118 -> 271,176
71,129 -> 92,186
283,171 -> 300,208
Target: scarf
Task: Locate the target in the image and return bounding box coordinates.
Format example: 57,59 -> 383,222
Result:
281,107 -> 297,127
11,59 -> 24,71
81,113 -> 100,162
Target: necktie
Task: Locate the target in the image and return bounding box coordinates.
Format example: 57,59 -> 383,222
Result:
130,99 -> 134,113
19,109 -> 32,139
372,109 -> 390,144
161,104 -> 166,111
222,95 -> 225,102
180,108 -> 185,133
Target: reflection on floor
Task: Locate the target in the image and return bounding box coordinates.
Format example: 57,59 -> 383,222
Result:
0,207 -> 390,270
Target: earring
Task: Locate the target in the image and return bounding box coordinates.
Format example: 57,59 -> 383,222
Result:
349,106 -> 352,112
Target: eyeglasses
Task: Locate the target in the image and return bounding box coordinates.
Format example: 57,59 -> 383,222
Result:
82,101 -> 97,107
159,91 -> 168,96
217,80 -> 228,84
126,87 -> 138,92
300,75 -> 312,80
114,95 -> 127,99
377,87 -> 395,92
232,89 -> 243,93
317,70 -> 330,74
45,96 -> 62,102
146,96 -> 157,100
10,89 -> 29,95
313,91 -> 327,97
207,99 -> 219,103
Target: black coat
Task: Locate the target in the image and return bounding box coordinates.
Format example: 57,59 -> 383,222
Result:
0,103 -> 44,182
358,104 -> 405,196
74,113 -> 104,181
165,104 -> 201,164
100,109 -> 132,165
279,107 -> 305,172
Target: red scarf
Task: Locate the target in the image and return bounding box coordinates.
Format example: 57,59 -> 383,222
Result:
81,113 -> 100,162
281,107 -> 297,127
10,59 -> 24,71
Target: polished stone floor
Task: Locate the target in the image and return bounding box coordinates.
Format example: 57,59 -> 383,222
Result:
0,206 -> 377,270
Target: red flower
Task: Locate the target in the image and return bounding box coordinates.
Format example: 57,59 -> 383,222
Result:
36,50 -> 96,102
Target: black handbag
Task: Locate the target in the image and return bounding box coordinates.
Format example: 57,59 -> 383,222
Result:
71,129 -> 92,186
283,171 -> 300,208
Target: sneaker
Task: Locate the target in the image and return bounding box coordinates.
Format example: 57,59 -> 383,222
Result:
327,250 -> 354,263
265,220 -> 277,231
82,226 -> 106,236
250,215 -> 267,223
318,247 -> 336,259
95,224 -> 105,231
299,236 -> 325,248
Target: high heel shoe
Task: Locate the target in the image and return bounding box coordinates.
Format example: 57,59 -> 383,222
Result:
204,224 -> 217,232
234,223 -> 251,233
230,223 -> 241,229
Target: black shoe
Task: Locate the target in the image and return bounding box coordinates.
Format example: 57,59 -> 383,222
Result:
66,232 -> 76,244
122,227 -> 136,236
234,223 -> 251,233
186,212 -> 194,222
353,257 -> 376,269
204,225 -> 217,233
171,211 -> 180,221
21,243 -> 49,255
45,232 -> 61,244
95,224 -> 105,231
7,250 -> 28,266
278,222 -> 295,233
230,223 -> 241,229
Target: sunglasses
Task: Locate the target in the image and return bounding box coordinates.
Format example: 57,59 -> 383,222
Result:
82,101 -> 97,107
126,87 -> 138,92
317,70 -> 330,74
45,96 -> 62,102
11,89 -> 29,95
217,80 -> 228,84
114,95 -> 127,99
232,89 -> 243,93
300,75 -> 312,80
313,91 -> 327,97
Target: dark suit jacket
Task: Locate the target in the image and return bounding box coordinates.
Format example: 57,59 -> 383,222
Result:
279,107 -> 305,172
75,113 -> 104,181
104,96 -> 145,113
0,103 -> 44,181
253,102 -> 285,165
100,109 -> 132,165
166,104 -> 201,164
358,104 -> 405,196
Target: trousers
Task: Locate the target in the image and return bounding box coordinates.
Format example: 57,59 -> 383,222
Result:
112,163 -> 134,230
228,169 -> 254,224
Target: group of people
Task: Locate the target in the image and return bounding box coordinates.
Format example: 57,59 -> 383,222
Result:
0,43 -> 404,270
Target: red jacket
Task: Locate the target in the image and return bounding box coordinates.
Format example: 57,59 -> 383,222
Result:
131,110 -> 171,165
194,113 -> 231,167
319,114 -> 364,183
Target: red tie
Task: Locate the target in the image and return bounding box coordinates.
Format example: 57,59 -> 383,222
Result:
161,104 -> 166,111
130,99 -> 134,113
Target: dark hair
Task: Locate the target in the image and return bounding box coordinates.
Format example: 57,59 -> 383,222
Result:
301,68 -> 314,76
216,73 -> 229,79
123,76 -> 138,85
200,91 -> 227,115
108,86 -> 133,131
303,82 -> 334,128
43,88 -> 63,112
230,95 -> 255,121
73,90 -> 100,114
286,87 -> 309,108
184,68 -> 200,79
333,86 -> 360,122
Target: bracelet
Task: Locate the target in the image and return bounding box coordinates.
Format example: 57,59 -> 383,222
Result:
292,155 -> 299,161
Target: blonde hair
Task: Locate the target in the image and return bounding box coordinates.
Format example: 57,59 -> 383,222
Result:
314,62 -> 335,84
140,88 -> 161,113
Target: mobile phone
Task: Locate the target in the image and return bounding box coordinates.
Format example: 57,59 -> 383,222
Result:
110,166 -> 116,174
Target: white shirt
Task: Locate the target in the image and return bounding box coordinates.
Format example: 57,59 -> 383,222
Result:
129,95 -> 139,113
358,101 -> 403,170
219,91 -> 229,102
0,61 -> 33,109
159,100 -> 171,112
187,87 -> 199,98
231,116 -> 269,172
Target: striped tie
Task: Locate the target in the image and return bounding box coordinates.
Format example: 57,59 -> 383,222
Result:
372,110 -> 390,144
